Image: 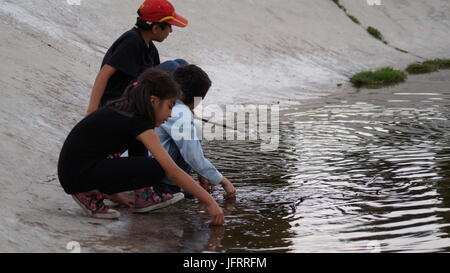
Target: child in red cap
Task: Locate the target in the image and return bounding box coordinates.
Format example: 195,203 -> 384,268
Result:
86,0 -> 188,115
84,0 -> 188,206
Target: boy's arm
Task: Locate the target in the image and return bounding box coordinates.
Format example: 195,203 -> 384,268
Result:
219,177 -> 236,199
160,106 -> 236,199
199,174 -> 214,193
86,64 -> 117,115
161,111 -> 236,198
199,174 -> 236,200
161,117 -> 223,185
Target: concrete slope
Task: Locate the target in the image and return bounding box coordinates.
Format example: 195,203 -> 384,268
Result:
0,0 -> 449,252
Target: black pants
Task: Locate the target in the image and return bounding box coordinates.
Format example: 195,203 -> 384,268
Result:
73,156 -> 165,195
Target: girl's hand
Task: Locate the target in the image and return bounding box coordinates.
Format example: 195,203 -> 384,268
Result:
205,202 -> 224,226
105,193 -> 135,208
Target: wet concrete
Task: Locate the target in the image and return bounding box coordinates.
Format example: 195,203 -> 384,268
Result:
13,70 -> 448,253
1,0 -> 449,252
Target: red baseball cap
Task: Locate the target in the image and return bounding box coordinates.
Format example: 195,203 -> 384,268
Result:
138,0 -> 188,28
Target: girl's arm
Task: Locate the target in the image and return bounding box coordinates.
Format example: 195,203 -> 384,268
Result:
137,130 -> 224,225
86,65 -> 117,116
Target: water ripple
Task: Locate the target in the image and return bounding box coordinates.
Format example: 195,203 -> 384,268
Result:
201,73 -> 450,252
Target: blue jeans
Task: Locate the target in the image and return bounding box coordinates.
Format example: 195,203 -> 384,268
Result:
129,59 -> 189,85
155,59 -> 191,184
156,59 -> 189,72
153,144 -> 193,195
161,139 -> 192,186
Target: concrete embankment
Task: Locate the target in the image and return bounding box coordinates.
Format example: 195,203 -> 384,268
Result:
0,0 -> 448,252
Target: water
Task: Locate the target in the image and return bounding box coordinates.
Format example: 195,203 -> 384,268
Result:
97,71 -> 450,253
183,71 -> 450,253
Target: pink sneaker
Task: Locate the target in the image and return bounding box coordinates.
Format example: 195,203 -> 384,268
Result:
72,190 -> 120,219
134,187 -> 184,213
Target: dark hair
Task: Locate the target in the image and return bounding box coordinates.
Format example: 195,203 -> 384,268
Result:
135,17 -> 171,31
173,65 -> 212,105
109,68 -> 181,126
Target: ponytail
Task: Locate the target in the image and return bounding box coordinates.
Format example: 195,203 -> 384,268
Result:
109,68 -> 181,126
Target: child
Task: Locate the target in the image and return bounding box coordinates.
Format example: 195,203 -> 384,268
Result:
118,65 -> 236,203
86,0 -> 188,204
86,0 -> 188,115
58,68 -> 224,225
154,65 -> 236,200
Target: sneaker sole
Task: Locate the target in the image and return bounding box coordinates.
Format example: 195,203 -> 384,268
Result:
134,192 -> 184,213
72,195 -> 120,219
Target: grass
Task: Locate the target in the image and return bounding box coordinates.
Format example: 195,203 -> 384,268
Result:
405,58 -> 450,74
332,1 -> 359,24
350,67 -> 407,88
406,63 -> 439,74
423,58 -> 450,69
331,1 -> 391,47
333,0 -> 347,11
395,47 -> 409,53
347,14 -> 360,24
332,0 -> 347,12
367,26 -> 384,41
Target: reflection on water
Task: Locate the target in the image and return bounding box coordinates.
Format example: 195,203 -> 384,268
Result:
193,71 -> 450,253
94,71 -> 449,253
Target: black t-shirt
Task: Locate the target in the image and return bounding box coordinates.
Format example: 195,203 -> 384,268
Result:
57,106 -> 154,186
100,27 -> 161,105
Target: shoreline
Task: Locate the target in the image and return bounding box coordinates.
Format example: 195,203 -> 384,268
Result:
1,0 -> 449,252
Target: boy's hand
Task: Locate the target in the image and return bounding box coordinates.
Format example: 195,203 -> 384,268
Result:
220,177 -> 236,200
199,175 -> 214,193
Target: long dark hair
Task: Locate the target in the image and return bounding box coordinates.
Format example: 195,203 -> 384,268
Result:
109,68 -> 181,126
